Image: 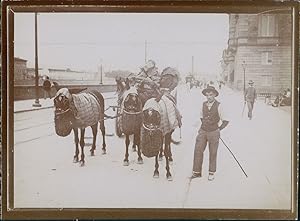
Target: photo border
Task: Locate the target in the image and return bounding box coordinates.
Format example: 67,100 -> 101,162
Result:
1,0 -> 298,219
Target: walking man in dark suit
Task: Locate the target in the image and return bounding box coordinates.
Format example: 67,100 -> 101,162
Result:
244,80 -> 257,120
43,76 -> 52,99
191,86 -> 229,181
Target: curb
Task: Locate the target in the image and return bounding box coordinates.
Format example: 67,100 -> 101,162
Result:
13,96 -> 118,114
14,106 -> 54,114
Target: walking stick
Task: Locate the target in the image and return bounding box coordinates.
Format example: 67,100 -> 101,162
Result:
182,176 -> 193,207
242,101 -> 246,116
220,137 -> 248,178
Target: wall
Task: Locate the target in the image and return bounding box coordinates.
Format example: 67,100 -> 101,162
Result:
14,60 -> 27,80
225,13 -> 292,93
233,45 -> 291,93
13,84 -> 117,101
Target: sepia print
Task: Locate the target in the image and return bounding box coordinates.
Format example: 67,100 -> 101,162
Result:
1,1 -> 298,220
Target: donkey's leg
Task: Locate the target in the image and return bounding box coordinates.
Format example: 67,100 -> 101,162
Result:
123,134 -> 130,166
153,155 -> 159,178
73,128 -> 79,163
164,136 -> 172,181
79,128 -> 86,166
132,143 -> 137,152
167,132 -> 173,164
135,131 -> 143,164
90,123 -> 98,156
100,119 -> 106,154
159,142 -> 164,161
132,131 -> 137,152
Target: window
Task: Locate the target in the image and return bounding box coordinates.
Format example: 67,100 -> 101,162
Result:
261,51 -> 273,65
259,15 -> 276,37
261,75 -> 272,86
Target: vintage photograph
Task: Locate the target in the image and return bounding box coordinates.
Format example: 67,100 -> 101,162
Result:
1,2 -> 297,219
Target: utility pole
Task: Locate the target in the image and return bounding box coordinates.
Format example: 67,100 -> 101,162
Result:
192,56 -> 194,76
100,63 -> 103,84
145,40 -> 147,64
242,60 -> 246,94
32,12 -> 41,107
98,59 -> 103,85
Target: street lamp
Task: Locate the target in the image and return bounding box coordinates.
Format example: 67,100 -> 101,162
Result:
32,12 -> 41,107
242,60 -> 246,95
99,59 -> 103,85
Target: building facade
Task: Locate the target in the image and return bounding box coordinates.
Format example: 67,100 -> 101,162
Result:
14,57 -> 28,81
221,13 -> 292,93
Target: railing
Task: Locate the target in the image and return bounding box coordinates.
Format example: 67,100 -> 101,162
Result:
257,91 -> 280,104
13,84 -> 117,101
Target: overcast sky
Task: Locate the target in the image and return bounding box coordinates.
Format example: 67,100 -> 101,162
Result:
14,13 -> 229,76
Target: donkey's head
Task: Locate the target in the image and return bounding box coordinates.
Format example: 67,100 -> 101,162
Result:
53,87 -> 86,137
143,108 -> 161,130
123,88 -> 142,114
54,88 -> 72,112
142,98 -> 161,130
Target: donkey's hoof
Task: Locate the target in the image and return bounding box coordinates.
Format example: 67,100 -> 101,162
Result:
90,151 -> 95,156
167,175 -> 173,181
123,161 -> 129,166
153,172 -> 159,178
102,149 -> 107,155
73,157 -> 79,163
80,161 -> 85,167
137,158 -> 143,164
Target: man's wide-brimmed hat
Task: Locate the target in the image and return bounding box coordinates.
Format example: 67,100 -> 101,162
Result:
248,80 -> 254,85
202,85 -> 219,97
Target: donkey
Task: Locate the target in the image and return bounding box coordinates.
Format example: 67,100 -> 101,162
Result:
118,79 -> 144,166
54,88 -> 106,166
141,95 -> 181,181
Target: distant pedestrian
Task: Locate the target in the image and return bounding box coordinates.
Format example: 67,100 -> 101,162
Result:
244,80 -> 257,120
43,76 -> 52,99
191,86 -> 229,181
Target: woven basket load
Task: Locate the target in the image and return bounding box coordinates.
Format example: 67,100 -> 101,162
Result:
71,92 -> 101,128
121,112 -> 142,135
141,126 -> 163,158
54,110 -> 73,137
160,67 -> 179,91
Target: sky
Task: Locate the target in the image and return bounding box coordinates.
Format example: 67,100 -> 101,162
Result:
14,13 -> 229,76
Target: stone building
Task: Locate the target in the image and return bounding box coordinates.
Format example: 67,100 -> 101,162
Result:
14,57 -> 28,81
221,13 -> 292,93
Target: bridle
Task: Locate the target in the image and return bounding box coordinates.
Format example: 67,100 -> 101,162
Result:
123,109 -> 142,115
142,123 -> 160,132
55,108 -> 71,116
122,92 -> 142,116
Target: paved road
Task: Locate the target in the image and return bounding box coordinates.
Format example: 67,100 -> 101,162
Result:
13,85 -> 293,209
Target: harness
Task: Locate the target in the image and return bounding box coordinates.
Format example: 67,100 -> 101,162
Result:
55,108 -> 71,116
123,109 -> 142,115
142,123 -> 161,132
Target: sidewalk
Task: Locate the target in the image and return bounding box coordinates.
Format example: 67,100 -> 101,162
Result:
14,92 -> 117,113
180,85 -> 292,210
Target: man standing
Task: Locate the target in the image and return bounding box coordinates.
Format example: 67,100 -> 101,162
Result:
191,86 -> 229,181
43,76 -> 52,99
244,80 -> 257,120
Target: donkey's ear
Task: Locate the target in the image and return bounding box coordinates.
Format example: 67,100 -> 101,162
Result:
69,88 -> 87,94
